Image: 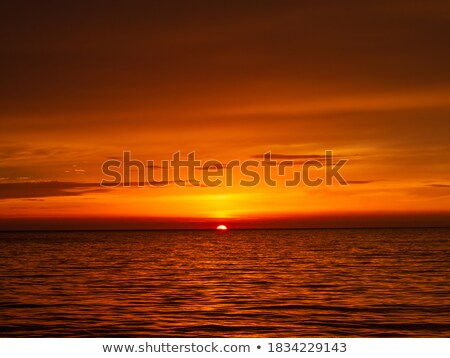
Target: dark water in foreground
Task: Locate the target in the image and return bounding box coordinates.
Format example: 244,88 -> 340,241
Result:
0,229 -> 449,337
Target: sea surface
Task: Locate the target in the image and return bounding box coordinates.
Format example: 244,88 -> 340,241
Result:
0,228 -> 449,337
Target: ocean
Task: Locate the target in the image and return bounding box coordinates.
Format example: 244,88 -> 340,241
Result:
0,228 -> 449,337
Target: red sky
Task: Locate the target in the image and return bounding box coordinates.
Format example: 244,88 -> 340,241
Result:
1,1 -> 450,229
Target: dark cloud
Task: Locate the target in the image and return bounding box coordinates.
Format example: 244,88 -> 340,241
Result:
0,181 -> 107,200
251,154 -> 326,160
346,180 -> 379,185
196,163 -> 229,170
101,180 -> 186,187
427,184 -> 450,188
0,180 -> 192,199
146,164 -> 169,169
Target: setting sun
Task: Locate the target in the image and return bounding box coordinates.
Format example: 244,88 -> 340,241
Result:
216,225 -> 228,231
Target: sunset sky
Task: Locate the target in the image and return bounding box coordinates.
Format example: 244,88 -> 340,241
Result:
1,1 -> 449,229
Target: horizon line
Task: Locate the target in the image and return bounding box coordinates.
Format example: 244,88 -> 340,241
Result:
1,226 -> 449,233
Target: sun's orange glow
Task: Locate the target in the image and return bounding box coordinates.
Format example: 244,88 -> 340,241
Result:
216,225 -> 228,231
